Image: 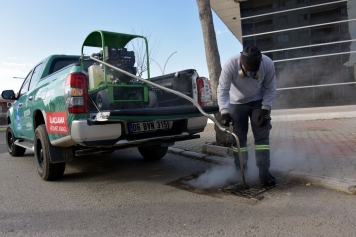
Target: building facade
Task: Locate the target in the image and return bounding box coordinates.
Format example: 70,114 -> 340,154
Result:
212,0 -> 356,109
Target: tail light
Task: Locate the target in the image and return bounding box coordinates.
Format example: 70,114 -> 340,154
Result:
196,77 -> 213,106
64,73 -> 89,113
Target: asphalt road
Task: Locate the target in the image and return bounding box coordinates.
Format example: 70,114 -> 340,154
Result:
0,132 -> 355,237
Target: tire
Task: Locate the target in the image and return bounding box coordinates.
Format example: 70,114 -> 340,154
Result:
138,145 -> 168,161
145,90 -> 158,108
6,124 -> 26,157
34,125 -> 66,181
97,90 -> 110,110
127,92 -> 144,109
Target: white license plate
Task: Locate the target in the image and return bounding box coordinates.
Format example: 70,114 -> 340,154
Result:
128,121 -> 170,133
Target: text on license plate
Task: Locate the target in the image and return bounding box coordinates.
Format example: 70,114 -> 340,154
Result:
129,121 -> 171,133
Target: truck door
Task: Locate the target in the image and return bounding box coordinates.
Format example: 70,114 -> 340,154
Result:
22,63 -> 44,140
16,70 -> 32,138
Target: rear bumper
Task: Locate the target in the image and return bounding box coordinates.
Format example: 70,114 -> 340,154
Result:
71,120 -> 122,143
70,116 -> 208,146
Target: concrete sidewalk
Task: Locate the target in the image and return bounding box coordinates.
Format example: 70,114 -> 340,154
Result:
170,105 -> 356,194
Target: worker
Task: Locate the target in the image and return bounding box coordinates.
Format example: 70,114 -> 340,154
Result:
217,45 -> 276,186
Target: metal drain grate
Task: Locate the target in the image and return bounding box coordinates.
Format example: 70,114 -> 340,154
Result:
221,183 -> 275,200
168,172 -> 277,201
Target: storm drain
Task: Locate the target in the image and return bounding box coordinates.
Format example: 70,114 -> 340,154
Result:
220,183 -> 276,200
168,172 -> 276,201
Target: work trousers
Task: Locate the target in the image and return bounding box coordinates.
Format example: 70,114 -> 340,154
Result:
229,99 -> 271,171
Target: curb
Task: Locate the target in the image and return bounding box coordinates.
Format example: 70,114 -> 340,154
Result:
271,111 -> 356,122
168,147 -> 232,165
202,144 -> 232,157
287,171 -> 356,195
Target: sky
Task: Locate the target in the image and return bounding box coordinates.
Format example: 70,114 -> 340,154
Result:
0,0 -> 242,94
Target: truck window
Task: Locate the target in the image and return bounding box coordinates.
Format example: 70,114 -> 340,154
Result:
29,63 -> 44,91
18,70 -> 33,97
49,58 -> 96,75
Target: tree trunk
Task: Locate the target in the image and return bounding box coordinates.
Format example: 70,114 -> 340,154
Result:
196,0 -> 232,146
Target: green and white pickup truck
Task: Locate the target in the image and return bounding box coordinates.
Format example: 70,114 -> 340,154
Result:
1,30 -> 218,181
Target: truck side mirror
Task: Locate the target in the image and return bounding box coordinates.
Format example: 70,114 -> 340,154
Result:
1,90 -> 16,100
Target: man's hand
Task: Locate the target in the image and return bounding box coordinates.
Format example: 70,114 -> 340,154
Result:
220,113 -> 234,126
257,109 -> 270,127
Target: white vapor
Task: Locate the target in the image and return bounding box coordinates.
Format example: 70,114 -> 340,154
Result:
187,159 -> 260,189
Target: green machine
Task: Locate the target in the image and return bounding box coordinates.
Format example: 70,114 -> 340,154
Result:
81,30 -> 151,110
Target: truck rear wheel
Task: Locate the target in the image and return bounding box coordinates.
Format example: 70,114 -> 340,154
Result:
97,90 -> 110,110
34,125 -> 66,181
138,145 -> 168,161
6,124 -> 26,157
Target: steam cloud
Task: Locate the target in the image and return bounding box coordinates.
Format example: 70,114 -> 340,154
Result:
186,144 -> 309,189
187,159 -> 260,189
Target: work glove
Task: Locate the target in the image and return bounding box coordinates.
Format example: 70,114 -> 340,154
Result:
257,109 -> 270,127
220,113 -> 234,126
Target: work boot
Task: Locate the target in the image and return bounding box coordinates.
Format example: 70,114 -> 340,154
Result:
259,169 -> 275,186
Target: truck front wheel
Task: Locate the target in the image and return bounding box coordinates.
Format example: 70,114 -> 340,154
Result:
6,124 -> 26,157
34,125 -> 66,181
138,145 -> 168,161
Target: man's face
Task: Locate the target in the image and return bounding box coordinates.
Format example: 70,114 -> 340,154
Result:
241,63 -> 259,78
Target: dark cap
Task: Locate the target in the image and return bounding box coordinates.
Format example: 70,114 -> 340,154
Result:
240,45 -> 262,72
